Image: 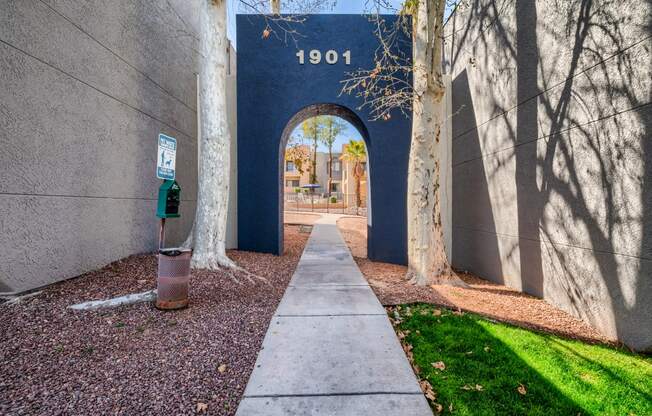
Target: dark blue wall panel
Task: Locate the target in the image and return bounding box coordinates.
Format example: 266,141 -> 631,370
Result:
237,14 -> 412,264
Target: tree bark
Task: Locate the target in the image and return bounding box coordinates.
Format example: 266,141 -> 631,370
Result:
271,0 -> 280,14
327,148 -> 333,197
406,0 -> 464,286
187,0 -> 236,270
310,136 -> 317,184
354,172 -> 361,210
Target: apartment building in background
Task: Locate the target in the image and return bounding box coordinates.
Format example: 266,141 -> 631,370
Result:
283,146 -> 342,194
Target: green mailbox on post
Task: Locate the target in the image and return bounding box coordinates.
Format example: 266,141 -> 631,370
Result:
156,180 -> 181,218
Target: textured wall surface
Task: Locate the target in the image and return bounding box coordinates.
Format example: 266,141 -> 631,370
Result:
237,14 -> 413,265
0,0 -> 202,292
226,55 -> 238,250
444,0 -> 651,350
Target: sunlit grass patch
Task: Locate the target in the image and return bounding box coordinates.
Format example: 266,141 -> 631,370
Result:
390,304 -> 652,416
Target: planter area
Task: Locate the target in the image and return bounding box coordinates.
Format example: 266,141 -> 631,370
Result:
0,225 -> 309,415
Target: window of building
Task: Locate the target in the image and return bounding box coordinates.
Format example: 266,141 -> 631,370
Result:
333,161 -> 341,172
286,179 -> 300,188
286,161 -> 295,171
330,183 -> 339,192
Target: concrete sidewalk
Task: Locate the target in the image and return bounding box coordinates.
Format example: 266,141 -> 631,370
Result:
236,215 -> 432,415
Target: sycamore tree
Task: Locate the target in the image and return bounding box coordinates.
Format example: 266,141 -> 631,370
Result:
300,117 -> 326,184
320,116 -> 346,196
186,0 -> 326,271
342,0 -> 465,286
187,0 -> 233,270
285,134 -> 311,175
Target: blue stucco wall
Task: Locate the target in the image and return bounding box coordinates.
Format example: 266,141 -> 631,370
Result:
236,14 -> 412,264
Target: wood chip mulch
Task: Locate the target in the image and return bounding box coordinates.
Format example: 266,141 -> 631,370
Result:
0,225 -> 309,416
283,211 -> 322,226
337,217 -> 612,346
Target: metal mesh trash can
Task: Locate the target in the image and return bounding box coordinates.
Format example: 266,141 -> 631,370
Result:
156,248 -> 192,310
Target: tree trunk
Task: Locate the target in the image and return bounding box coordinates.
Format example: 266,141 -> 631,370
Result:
187,0 -> 236,270
310,137 -> 317,184
327,148 -> 333,197
355,175 -> 362,210
271,0 -> 280,14
406,0 -> 463,286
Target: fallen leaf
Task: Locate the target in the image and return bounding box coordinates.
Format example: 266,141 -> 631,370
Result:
434,403 -> 443,413
420,380 -> 437,401
484,346 -> 491,352
196,402 -> 208,413
449,403 -> 454,412
218,364 -> 227,373
431,361 -> 446,371
465,351 -> 474,355
517,384 -> 527,395
261,28 -> 271,39
475,384 -> 484,391
403,344 -> 414,362
433,309 -> 442,316
461,384 -> 472,390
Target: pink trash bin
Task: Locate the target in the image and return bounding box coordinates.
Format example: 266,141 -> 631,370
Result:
156,248 -> 192,310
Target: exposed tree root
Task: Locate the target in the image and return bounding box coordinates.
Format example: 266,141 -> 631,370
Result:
190,252 -> 269,285
406,270 -> 469,288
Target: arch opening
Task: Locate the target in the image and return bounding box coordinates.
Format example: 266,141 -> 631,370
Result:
237,14 -> 411,264
278,104 -> 372,255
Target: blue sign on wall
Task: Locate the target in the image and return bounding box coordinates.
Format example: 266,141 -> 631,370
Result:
237,14 -> 412,265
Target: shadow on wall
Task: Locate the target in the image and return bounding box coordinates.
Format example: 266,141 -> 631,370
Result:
451,69 -> 504,284
639,0 -> 652,351
446,0 -> 652,350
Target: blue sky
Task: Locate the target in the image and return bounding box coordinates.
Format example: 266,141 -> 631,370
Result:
228,0 -> 456,44
290,118 -> 364,153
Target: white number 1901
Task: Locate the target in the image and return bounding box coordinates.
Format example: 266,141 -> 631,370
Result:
296,49 -> 351,65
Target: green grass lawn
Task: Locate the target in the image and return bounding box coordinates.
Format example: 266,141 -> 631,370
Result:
391,304 -> 652,416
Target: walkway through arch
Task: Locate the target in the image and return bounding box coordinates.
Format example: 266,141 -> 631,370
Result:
236,14 -> 412,264
279,104 -> 372,252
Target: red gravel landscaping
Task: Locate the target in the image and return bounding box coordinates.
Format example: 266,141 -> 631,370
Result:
0,225 -> 309,416
336,217 -> 611,345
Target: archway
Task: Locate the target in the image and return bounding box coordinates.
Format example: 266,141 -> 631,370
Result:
236,14 -> 412,264
278,104 -> 372,253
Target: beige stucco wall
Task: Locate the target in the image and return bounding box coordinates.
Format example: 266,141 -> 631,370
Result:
0,0 -> 202,292
444,0 -> 651,350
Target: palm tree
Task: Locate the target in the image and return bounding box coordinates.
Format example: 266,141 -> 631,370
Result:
342,140 -> 367,214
